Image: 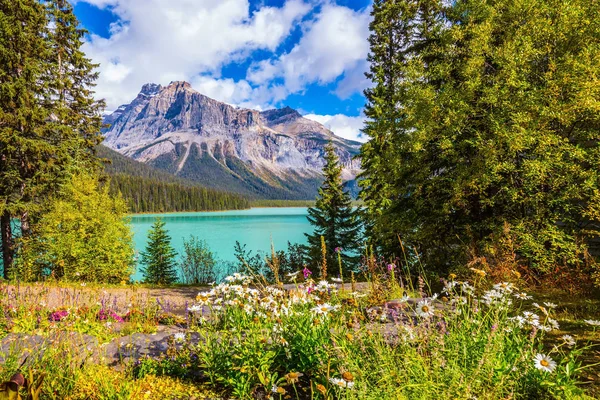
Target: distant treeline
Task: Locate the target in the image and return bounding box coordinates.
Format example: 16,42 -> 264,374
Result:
250,199 -> 316,208
109,174 -> 249,213
97,145 -> 249,213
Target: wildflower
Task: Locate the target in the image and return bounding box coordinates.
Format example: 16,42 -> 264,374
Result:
173,332 -> 185,343
334,247 -> 341,253
387,263 -> 396,272
311,303 -> 339,316
271,385 -> 286,395
443,280 -> 458,294
285,372 -> 303,384
302,267 -> 312,279
532,303 -> 549,315
543,302 -> 557,309
547,318 -> 560,330
514,292 -> 531,300
584,319 -> 600,327
415,300 -> 434,318
522,311 -> 540,327
329,377 -> 355,389
469,268 -> 486,277
461,282 -> 475,295
342,371 -> 354,382
187,304 -> 202,313
332,277 -> 343,283
448,273 -> 457,280
316,384 -> 327,395
533,353 -> 557,373
561,335 -> 576,347
493,282 -> 514,293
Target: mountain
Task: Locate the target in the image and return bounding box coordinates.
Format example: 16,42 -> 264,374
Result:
101,81 -> 361,199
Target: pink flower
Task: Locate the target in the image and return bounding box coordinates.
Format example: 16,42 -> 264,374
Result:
303,267 -> 312,279
49,310 -> 69,322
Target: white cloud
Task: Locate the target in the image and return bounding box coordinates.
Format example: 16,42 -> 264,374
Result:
304,113 -> 366,142
247,4 -> 370,96
81,0 -> 311,110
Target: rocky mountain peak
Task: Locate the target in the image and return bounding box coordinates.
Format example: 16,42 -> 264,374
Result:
166,81 -> 192,91
140,83 -> 162,96
261,106 -> 302,125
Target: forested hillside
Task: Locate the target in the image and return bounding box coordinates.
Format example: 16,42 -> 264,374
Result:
97,145 -> 249,213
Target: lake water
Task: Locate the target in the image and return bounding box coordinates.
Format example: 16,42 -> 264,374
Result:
129,207 -> 311,281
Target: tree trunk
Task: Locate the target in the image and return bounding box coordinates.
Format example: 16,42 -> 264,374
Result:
20,211 -> 30,239
1,211 -> 13,279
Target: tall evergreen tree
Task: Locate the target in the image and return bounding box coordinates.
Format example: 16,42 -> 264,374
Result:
0,0 -> 49,277
140,218 -> 178,285
360,0 -> 600,275
304,143 -> 362,275
0,0 -> 104,277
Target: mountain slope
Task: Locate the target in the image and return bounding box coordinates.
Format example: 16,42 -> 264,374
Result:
97,145 -> 249,212
102,81 -> 361,199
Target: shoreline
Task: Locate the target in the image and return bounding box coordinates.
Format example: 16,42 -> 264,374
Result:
127,204 -> 313,217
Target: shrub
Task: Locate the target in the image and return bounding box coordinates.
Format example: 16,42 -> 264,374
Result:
14,174 -> 135,283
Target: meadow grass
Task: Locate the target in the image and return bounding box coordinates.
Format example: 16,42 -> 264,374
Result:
0,271 -> 597,399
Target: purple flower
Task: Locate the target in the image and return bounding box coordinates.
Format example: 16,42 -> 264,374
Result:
387,263 -> 396,272
334,247 -> 341,253
49,310 -> 69,322
302,267 -> 312,279
98,309 -> 124,323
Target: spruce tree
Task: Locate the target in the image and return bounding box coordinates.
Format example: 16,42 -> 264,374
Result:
0,0 -> 50,277
360,0 -> 600,275
304,143 -> 362,275
140,218 -> 178,284
0,0 -> 104,277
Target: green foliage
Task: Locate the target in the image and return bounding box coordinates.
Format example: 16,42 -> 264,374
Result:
14,174 -> 135,283
360,0 -> 600,275
0,0 -> 104,277
233,241 -> 304,282
140,218 -> 178,284
304,143 -> 363,275
178,236 -> 216,284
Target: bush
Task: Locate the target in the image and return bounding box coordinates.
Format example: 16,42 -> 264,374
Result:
15,173 -> 135,283
178,236 -> 216,284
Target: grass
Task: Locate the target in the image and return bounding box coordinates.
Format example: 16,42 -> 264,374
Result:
0,270 -> 597,399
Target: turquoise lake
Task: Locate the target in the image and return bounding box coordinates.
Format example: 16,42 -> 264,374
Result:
129,207 -> 310,281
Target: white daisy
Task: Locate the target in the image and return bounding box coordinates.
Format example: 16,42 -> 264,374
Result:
561,335 -> 576,347
533,353 -> 557,373
514,292 -> 532,300
584,319 -> 600,327
173,332 -> 185,343
329,377 -> 355,389
493,282 -> 514,293
543,302 -> 557,309
415,300 -> 435,318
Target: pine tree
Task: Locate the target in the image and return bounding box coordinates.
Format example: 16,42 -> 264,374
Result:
0,0 -> 104,277
0,0 -> 50,277
360,0 -> 600,275
304,143 -> 362,275
140,218 -> 178,284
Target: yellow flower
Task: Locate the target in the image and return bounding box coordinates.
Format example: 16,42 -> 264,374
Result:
285,372 -> 304,384
342,371 -> 354,382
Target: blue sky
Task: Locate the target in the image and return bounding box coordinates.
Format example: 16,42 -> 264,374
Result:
73,0 -> 372,141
